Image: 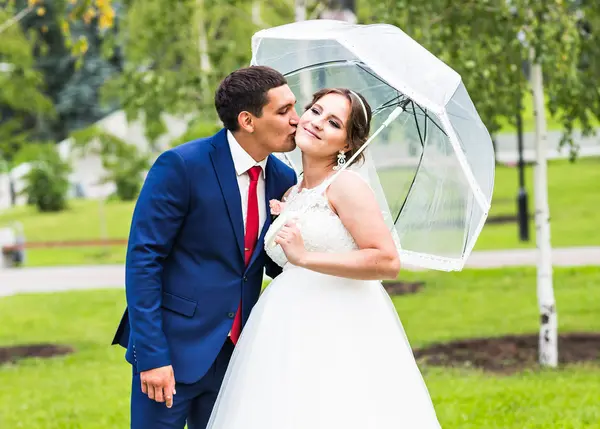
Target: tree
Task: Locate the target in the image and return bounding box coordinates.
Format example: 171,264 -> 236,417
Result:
362,0 -> 597,144
523,0 -> 592,368
53,0 -> 117,58
362,0 -> 599,367
11,0 -> 122,142
0,0 -> 55,204
98,0 -> 299,146
0,0 -> 121,153
551,0 -> 600,153
361,1 -> 524,138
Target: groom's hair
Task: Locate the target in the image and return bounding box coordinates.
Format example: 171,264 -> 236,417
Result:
215,66 -> 288,131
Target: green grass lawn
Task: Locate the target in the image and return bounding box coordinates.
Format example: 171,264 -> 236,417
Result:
0,198 -> 135,241
0,157 -> 598,266
0,198 -> 134,266
475,156 -> 600,251
1,267 -> 599,428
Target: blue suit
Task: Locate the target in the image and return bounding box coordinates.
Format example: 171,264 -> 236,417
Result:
112,129 -> 297,428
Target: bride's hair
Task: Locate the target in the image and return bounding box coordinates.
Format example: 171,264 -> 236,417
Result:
305,88 -> 372,167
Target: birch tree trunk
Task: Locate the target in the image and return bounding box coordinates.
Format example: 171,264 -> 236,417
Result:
530,47 -> 558,367
196,0 -> 212,106
295,0 -> 306,21
252,1 -> 262,26
295,0 -> 313,103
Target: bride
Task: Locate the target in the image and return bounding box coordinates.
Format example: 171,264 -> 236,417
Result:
206,88 -> 442,429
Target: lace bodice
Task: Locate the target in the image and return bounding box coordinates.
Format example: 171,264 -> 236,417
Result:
265,183 -> 358,269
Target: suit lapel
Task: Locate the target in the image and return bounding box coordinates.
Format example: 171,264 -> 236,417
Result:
209,130 -> 245,262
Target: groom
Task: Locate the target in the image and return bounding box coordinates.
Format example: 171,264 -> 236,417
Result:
112,65 -> 299,428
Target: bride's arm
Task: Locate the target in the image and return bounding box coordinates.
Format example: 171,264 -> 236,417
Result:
275,171 -> 400,280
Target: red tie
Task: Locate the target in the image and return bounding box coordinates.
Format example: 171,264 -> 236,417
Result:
230,165 -> 262,344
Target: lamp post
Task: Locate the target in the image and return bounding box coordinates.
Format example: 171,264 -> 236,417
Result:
515,34 -> 531,242
320,0 -> 357,22
516,92 -> 530,241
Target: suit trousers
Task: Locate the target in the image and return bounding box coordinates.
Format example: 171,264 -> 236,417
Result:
130,338 -> 234,429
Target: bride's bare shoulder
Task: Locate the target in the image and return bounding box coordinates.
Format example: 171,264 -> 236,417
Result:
328,170 -> 370,192
327,170 -> 374,206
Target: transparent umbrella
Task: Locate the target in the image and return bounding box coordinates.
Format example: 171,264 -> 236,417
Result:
252,20 -> 495,271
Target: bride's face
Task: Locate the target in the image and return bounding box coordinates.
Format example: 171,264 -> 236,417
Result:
295,93 -> 350,159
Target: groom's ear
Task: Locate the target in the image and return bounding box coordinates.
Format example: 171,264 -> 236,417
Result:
238,111 -> 255,133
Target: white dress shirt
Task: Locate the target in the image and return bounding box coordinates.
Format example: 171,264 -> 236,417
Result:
227,130 -> 268,234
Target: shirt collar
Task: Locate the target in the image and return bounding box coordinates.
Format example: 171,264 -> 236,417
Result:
227,130 -> 268,178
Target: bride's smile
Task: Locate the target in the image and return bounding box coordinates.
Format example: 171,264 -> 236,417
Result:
295,93 -> 351,161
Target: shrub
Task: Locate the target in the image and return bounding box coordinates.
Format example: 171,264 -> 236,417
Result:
20,144 -> 71,212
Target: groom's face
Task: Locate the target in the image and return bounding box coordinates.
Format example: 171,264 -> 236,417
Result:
253,85 -> 299,153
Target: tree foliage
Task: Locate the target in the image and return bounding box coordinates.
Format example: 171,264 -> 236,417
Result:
0,0 -> 120,169
71,125 -> 150,201
100,0 -> 297,144
0,0 -> 55,170
361,0 -> 599,153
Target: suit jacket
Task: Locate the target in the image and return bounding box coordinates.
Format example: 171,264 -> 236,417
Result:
112,128 -> 297,384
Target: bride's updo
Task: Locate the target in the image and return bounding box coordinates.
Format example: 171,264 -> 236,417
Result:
305,88 -> 372,167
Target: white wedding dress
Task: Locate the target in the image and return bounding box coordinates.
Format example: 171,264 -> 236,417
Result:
206,181 -> 442,429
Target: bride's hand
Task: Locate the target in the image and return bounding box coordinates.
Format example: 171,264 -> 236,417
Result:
274,221 -> 306,266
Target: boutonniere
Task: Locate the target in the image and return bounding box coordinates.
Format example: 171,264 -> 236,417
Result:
269,199 -> 286,220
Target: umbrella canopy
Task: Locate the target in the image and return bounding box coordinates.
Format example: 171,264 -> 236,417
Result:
252,20 -> 495,271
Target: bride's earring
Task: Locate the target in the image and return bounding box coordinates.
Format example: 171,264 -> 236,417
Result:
333,151 -> 346,171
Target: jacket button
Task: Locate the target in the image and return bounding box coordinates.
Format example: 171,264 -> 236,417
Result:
243,276 -> 248,282
228,312 -> 235,318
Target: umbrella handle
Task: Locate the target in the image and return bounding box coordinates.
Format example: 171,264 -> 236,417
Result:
265,211 -> 292,250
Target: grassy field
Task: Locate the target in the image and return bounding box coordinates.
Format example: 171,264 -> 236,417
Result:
0,198 -> 134,266
475,156 -> 600,250
1,267 -> 599,428
0,157 -> 598,266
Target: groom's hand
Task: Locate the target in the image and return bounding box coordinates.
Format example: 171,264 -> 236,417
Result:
140,365 -> 176,408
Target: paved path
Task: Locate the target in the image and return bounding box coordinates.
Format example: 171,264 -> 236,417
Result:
0,264 -> 125,297
1,247 -> 599,297
494,127 -> 600,163
461,246 -> 600,268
